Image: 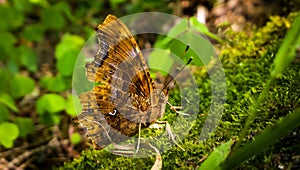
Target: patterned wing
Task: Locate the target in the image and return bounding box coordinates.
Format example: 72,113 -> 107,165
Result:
86,14 -> 155,101
74,15 -> 160,149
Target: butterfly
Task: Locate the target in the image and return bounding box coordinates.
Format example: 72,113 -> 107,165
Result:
73,14 -> 190,151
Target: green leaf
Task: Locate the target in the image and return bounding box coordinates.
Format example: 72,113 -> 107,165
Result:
0,32 -> 17,59
109,0 -> 126,9
153,18 -> 215,66
29,0 -> 49,6
0,104 -> 9,123
170,29 -> 214,66
54,1 -> 76,23
65,95 -> 81,116
55,34 -> 85,60
6,59 -> 20,74
0,122 -> 19,148
12,0 -> 33,13
37,94 -> 64,126
41,6 -> 65,30
271,13 -> 300,77
55,34 -> 84,76
0,93 -> 19,112
200,139 -> 234,170
84,26 -> 96,38
148,49 -> 173,75
157,19 -> 188,47
9,74 -> 35,98
36,94 -> 65,114
21,24 -> 45,42
0,138 -> 14,148
189,17 -> 223,43
70,133 -> 81,145
72,64 -> 94,95
39,112 -> 61,126
56,50 -> 79,76
0,69 -> 10,94
40,74 -> 67,92
17,45 -> 38,72
15,117 -> 34,137
189,17 -> 210,33
0,5 -> 24,31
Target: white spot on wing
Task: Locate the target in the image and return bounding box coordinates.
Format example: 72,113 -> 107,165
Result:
108,109 -> 117,116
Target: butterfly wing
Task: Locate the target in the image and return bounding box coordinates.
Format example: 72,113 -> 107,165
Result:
75,15 -> 159,149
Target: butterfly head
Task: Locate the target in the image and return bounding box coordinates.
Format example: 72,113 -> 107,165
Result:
148,88 -> 169,123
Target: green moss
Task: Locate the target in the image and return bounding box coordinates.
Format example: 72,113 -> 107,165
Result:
58,12 -> 300,169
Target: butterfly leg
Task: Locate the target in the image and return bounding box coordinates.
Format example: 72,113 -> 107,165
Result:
143,143 -> 162,170
155,121 -> 185,151
112,144 -> 136,156
113,142 -> 162,169
111,117 -> 142,156
167,102 -> 189,116
136,116 -> 142,153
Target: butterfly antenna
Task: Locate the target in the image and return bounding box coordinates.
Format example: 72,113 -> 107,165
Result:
182,45 -> 190,59
162,45 -> 193,91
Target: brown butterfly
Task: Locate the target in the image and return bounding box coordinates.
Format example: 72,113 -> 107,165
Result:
74,14 -> 190,151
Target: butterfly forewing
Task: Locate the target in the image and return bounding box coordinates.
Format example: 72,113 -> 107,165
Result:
86,15 -> 154,97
